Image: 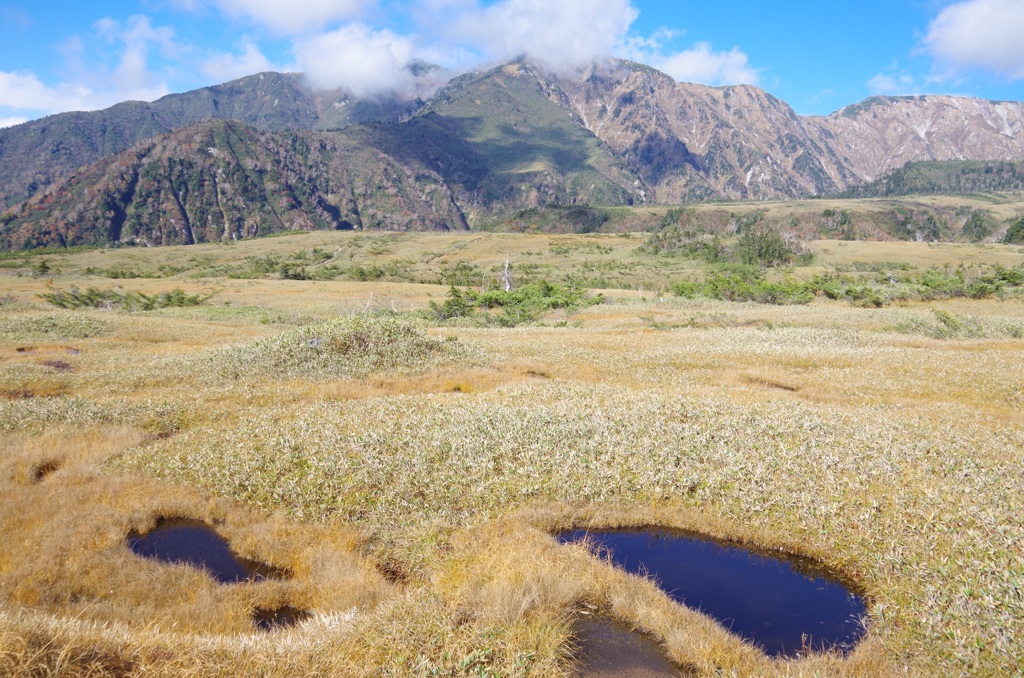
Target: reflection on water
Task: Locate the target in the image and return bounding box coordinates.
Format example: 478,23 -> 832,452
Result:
128,518 -> 289,584
560,529 -> 866,657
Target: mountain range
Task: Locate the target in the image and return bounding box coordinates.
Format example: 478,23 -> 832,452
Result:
3,57 -> 1024,249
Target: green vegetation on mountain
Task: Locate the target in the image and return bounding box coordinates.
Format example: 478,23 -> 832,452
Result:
419,61 -> 639,210
838,160 -> 1024,198
0,117 -> 488,249
0,72 -> 416,210
3,59 -> 1024,251
1,62 -> 656,249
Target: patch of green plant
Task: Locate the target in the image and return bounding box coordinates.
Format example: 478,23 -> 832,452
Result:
669,261 -> 1024,307
642,220 -> 809,268
429,280 -> 604,326
640,226 -> 724,262
228,255 -> 284,278
438,262 -> 485,287
832,261 -> 913,273
82,264 -> 177,279
30,259 -> 56,277
289,247 -> 334,264
38,286 -> 216,311
737,227 -> 805,267
672,269 -> 814,305
1005,217 -> 1024,245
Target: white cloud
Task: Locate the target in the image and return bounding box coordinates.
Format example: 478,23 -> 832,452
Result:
288,0 -> 643,98
653,43 -> 760,86
201,38 -> 276,82
293,23 -> 417,97
0,116 -> 29,129
0,71 -> 86,113
186,0 -> 376,36
618,29 -> 760,86
866,72 -> 919,95
448,0 -> 638,71
0,15 -> 180,118
925,0 -> 1024,79
98,16 -> 178,102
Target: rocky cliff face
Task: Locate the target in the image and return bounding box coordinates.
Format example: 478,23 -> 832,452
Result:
543,59 -> 856,201
809,96 -> 1024,182
543,59 -> 1024,200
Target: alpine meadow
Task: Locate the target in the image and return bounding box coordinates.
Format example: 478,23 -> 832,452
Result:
2,9 -> 1024,675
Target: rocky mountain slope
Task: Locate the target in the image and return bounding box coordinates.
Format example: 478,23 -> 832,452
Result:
542,59 -> 1024,201
811,96 -> 1024,183
4,58 -> 1024,248
543,60 -> 857,201
1,65 -> 641,249
0,72 -> 418,209
0,120 -> 466,249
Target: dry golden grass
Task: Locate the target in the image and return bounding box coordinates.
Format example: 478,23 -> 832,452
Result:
2,234 -> 1024,676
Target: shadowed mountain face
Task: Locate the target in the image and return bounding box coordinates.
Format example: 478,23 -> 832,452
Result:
0,120 -> 474,249
3,58 -> 1024,248
0,72 -> 419,210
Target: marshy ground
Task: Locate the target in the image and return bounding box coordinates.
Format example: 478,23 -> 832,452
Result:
1,232 -> 1022,676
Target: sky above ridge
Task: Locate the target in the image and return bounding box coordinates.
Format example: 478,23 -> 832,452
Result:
1,0 -> 1023,127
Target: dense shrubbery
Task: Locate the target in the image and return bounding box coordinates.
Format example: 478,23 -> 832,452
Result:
644,221 -> 809,268
672,267 -> 813,305
737,227 -> 804,267
429,280 -> 604,326
1005,218 -> 1024,245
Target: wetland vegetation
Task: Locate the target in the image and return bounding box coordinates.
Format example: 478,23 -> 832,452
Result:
1,226 -> 1023,676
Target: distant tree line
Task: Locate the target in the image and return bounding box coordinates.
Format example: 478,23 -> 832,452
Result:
837,160 -> 1024,198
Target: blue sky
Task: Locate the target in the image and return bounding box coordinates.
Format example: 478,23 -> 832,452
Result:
2,0 -> 1023,127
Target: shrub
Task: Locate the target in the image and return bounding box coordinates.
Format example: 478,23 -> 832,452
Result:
738,227 -> 797,268
671,269 -> 814,305
429,281 -> 604,326
213,313 -> 465,379
38,287 -> 215,311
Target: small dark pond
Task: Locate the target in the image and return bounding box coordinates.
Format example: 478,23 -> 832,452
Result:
252,606 -> 310,631
575,617 -> 691,677
127,518 -> 289,584
559,530 -> 866,658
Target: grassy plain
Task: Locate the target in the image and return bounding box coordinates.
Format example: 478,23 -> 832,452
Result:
1,230 -> 1023,676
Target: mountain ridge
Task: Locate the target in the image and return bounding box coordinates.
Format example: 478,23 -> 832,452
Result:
4,57 -> 1024,249
0,71 -> 417,210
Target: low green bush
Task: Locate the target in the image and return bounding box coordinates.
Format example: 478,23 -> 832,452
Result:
38,286 -> 215,311
429,281 -> 604,326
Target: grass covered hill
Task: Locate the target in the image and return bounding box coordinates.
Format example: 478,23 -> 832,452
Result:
839,160 -> 1024,198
